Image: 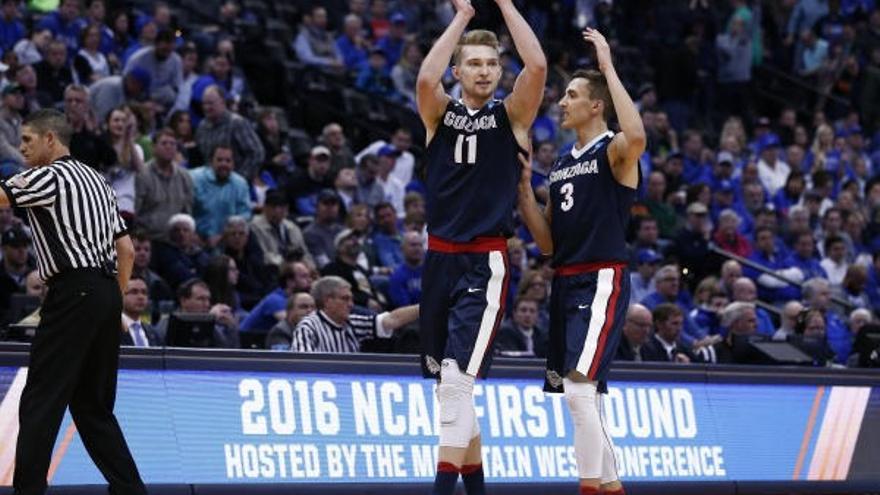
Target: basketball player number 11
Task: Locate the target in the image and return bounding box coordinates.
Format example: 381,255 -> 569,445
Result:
454,134 -> 477,165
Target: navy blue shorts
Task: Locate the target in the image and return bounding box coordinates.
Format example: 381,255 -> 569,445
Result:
419,236 -> 510,378
544,263 -> 630,393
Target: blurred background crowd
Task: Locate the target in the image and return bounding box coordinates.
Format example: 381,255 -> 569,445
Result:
0,0 -> 879,368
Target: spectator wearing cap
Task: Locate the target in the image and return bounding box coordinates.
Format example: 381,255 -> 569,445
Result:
744,226 -> 803,304
123,28 -> 183,111
190,144 -> 251,246
710,179 -> 736,223
631,248 -> 661,305
709,151 -> 736,190
0,0 -> 25,54
250,189 -> 314,268
355,48 -> 398,100
356,127 -> 415,186
672,202 -> 715,284
320,228 -> 385,310
713,208 -> 752,258
0,227 -> 33,318
336,13 -> 370,72
35,0 -> 82,54
196,85 -> 265,181
376,12 -> 406,67
304,190 -> 344,268
0,82 -> 24,167
134,128 -> 194,240
88,68 -> 150,122
756,133 -> 790,197
287,145 -> 335,216
293,5 -> 344,70
34,40 -> 74,106
641,265 -> 694,313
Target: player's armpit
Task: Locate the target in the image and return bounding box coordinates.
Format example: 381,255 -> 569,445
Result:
416,82 -> 450,143
607,134 -> 641,189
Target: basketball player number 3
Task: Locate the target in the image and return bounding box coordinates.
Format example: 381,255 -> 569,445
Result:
454,134 -> 477,165
560,182 -> 575,211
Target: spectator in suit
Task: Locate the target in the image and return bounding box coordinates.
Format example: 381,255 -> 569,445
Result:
697,301 -> 764,364
250,189 -> 314,268
265,292 -> 316,350
130,230 -> 174,321
120,276 -> 161,347
154,278 -> 240,348
642,303 -> 696,363
616,304 -> 653,362
496,297 -> 547,358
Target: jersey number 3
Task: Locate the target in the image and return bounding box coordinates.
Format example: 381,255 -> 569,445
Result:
560,182 -> 574,211
454,134 -> 477,165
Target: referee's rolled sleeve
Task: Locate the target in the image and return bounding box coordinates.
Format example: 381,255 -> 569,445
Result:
112,207 -> 128,239
2,167 -> 58,208
375,312 -> 393,339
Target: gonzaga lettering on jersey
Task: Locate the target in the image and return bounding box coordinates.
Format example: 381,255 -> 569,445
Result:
549,131 -> 637,266
426,99 -> 523,242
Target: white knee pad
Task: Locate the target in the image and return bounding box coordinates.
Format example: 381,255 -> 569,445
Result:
564,378 -> 603,480
437,359 -> 477,448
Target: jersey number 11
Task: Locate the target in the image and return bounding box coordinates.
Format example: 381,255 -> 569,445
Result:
454,134 -> 477,165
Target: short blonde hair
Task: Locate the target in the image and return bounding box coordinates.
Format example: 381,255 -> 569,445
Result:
452,30 -> 500,65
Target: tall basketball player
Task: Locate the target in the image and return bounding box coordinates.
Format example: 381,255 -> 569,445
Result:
518,28 -> 645,495
416,0 -> 546,494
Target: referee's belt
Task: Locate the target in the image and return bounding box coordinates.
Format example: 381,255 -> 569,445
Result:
555,261 -> 628,276
428,235 -> 507,253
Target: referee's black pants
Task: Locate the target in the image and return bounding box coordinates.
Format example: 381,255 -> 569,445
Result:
14,269 -> 146,495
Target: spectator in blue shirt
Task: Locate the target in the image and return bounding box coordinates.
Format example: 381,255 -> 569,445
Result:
0,0 -> 25,53
744,226 -> 802,303
784,231 -> 829,280
375,12 -> 406,67
241,261 -> 314,332
190,144 -> 252,245
356,48 -> 398,100
641,265 -> 694,313
372,202 -> 403,269
388,230 -> 423,308
336,13 -> 370,72
37,0 -> 83,54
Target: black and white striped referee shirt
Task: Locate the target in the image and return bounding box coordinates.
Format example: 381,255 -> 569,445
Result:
291,310 -> 391,353
0,156 -> 127,281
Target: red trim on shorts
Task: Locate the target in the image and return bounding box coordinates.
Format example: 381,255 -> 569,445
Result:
428,235 -> 507,253
588,267 -> 622,380
555,261 -> 628,277
436,462 -> 459,473
460,464 -> 483,475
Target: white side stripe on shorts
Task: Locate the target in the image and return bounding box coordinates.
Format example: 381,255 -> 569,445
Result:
575,268 -> 615,376
466,250 -> 506,376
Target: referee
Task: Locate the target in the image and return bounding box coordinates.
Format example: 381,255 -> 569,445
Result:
0,110 -> 146,495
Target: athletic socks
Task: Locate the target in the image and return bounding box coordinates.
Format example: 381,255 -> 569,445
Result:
461,463 -> 485,495
432,462 -> 460,495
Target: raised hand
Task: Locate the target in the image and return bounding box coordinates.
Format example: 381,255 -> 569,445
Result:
451,0 -> 475,18
583,27 -> 612,74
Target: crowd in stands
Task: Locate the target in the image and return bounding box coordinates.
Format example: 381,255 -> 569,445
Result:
0,0 -> 879,368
